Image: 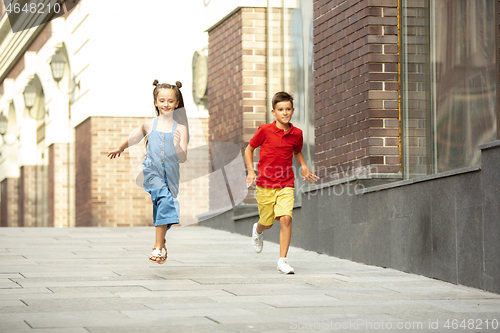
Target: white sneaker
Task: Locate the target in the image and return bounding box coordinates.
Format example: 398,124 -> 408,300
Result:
277,257 -> 294,274
252,222 -> 263,253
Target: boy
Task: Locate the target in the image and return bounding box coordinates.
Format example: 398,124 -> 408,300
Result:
245,92 -> 318,274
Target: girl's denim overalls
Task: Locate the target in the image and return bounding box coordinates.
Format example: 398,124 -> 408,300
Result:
142,117 -> 180,228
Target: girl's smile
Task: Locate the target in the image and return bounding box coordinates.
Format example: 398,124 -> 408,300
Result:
155,88 -> 179,114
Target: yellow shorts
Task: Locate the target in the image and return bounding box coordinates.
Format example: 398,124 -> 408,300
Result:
256,185 -> 295,226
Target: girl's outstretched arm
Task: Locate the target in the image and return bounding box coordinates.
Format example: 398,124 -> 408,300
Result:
107,124 -> 147,159
173,124 -> 188,163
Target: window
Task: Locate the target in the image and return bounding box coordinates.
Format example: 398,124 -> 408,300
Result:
401,0 -> 497,179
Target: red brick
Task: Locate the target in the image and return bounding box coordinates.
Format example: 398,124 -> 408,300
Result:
385,138 -> 399,146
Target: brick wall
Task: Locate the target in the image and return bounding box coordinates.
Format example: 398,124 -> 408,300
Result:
240,8 -> 267,144
49,143 -> 69,228
1,178 -> 18,227
75,118 -> 91,226
18,166 -> 36,227
75,117 -> 153,227
35,164 -> 49,227
208,7 -> 267,207
314,0 -> 399,181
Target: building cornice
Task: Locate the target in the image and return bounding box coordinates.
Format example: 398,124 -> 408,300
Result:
0,0 -> 53,82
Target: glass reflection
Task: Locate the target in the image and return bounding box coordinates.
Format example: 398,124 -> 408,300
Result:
401,0 -> 497,179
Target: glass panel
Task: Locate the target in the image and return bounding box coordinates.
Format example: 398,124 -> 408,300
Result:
401,0 -> 497,179
401,0 -> 431,179
432,0 -> 497,172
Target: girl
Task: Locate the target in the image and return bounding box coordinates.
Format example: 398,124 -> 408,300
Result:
108,80 -> 189,264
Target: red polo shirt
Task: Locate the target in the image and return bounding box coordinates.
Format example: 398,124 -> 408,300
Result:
249,121 -> 303,188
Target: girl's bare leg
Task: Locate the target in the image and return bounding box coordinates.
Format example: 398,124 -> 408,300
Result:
153,225 -> 168,262
155,225 -> 168,248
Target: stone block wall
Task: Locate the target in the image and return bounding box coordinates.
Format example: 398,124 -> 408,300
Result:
314,0 -> 400,181
498,0 -> 500,134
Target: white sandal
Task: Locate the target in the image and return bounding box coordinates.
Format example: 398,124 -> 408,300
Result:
149,247 -> 167,264
149,240 -> 167,264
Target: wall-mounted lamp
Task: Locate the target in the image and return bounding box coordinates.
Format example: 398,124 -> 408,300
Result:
23,83 -> 36,109
23,82 -> 48,120
50,51 -> 65,83
50,51 -> 80,92
0,114 -> 19,146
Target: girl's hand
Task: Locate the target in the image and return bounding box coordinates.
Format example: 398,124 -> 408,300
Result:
301,167 -> 319,183
107,148 -> 123,159
173,129 -> 181,147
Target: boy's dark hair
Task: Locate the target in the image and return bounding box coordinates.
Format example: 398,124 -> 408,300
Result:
272,91 -> 294,109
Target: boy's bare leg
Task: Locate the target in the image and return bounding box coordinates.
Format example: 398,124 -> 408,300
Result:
279,215 -> 292,257
252,220 -> 270,253
256,221 -> 272,234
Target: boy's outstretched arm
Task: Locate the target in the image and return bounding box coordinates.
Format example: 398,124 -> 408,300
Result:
245,144 -> 257,188
294,151 -> 319,183
107,124 -> 146,159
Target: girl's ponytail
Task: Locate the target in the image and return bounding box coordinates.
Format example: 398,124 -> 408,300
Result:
175,81 -> 182,88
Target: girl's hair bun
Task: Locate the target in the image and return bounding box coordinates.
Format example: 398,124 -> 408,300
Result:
175,81 -> 182,89
152,79 -> 159,86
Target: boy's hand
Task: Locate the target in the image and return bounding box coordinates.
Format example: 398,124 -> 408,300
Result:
246,171 -> 256,188
107,148 -> 123,159
301,167 -> 319,183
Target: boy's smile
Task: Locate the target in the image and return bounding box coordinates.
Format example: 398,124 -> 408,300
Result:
272,101 -> 295,130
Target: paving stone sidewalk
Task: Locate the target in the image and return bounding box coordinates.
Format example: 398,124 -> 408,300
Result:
0,226 -> 499,333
